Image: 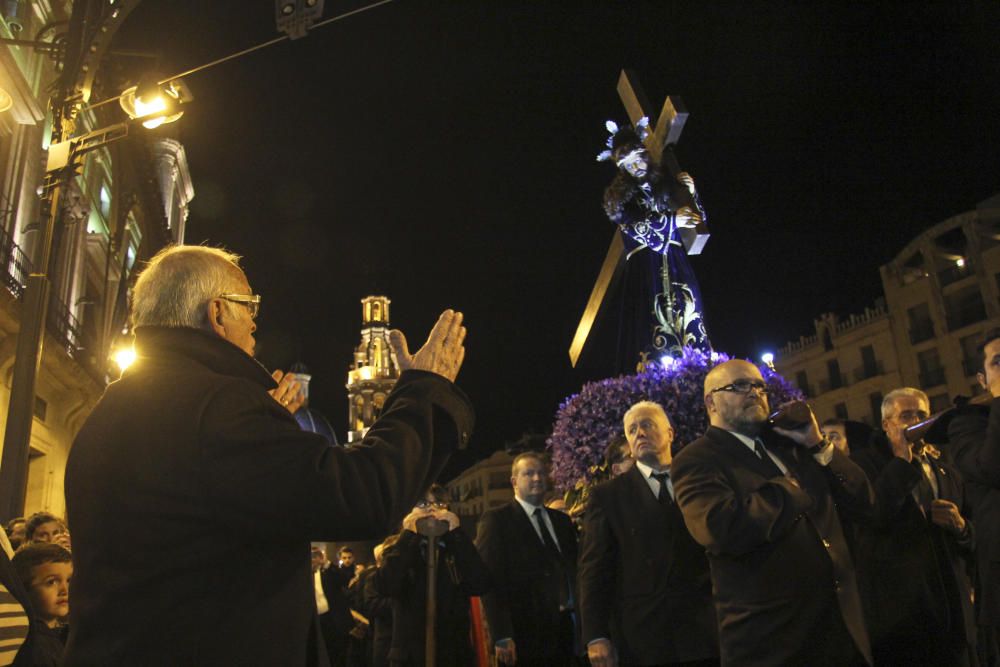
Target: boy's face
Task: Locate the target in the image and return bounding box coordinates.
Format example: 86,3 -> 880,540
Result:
29,562 -> 72,626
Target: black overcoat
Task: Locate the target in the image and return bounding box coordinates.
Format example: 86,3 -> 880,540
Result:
475,500 -> 578,665
949,399 -> 1000,627
577,464 -> 718,665
63,326 -> 473,666
851,435 -> 977,666
672,426 -> 874,666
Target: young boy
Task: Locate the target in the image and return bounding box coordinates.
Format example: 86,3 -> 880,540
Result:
12,542 -> 72,665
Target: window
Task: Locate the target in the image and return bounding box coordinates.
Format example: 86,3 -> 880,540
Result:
834,403 -> 848,419
917,348 -> 946,388
827,359 -> 843,390
796,371 -> 809,395
929,393 -> 951,414
945,286 -> 987,331
860,345 -> 878,379
907,303 -> 934,344
960,334 -> 981,377
869,392 -> 883,425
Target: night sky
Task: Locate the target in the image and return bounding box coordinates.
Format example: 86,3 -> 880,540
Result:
112,2 -> 1000,467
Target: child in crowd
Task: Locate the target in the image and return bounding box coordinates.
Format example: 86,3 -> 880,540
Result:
12,543 -> 72,666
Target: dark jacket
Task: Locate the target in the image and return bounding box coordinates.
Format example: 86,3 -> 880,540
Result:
949,399 -> 1000,628
475,501 -> 578,665
63,326 -> 473,666
363,564 -> 396,667
578,464 -> 718,665
851,435 -> 977,666
372,528 -> 490,667
672,426 -> 875,667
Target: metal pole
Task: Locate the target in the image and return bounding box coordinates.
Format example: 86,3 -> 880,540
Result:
416,516 -> 448,667
0,179 -> 64,519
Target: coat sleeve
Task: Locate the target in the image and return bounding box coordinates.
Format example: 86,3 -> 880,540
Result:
443,528 -> 491,597
577,485 -> 616,645
949,402 -> 1000,489
849,451 -> 916,527
198,370 -> 474,541
475,510 -> 513,643
672,443 -> 815,556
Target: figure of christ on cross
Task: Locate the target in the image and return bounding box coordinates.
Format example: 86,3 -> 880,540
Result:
569,69 -> 712,368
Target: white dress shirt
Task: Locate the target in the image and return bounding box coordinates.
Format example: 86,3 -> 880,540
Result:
515,496 -> 561,552
634,459 -> 674,500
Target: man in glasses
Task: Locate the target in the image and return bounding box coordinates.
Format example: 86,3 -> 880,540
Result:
63,245 -> 473,666
672,359 -> 874,666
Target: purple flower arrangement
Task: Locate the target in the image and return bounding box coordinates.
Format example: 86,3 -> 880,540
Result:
546,347 -> 803,493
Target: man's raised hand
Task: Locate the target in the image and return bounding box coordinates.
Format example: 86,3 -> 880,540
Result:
389,309 -> 466,382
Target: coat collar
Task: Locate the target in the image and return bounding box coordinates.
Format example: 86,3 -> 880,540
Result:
132,326 -> 277,389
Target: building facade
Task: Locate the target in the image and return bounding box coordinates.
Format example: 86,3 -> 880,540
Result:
0,1 -> 193,518
775,194 -> 1000,426
346,295 -> 399,443
445,449 -> 515,530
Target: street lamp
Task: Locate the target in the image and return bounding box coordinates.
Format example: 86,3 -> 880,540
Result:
0,76 -> 191,518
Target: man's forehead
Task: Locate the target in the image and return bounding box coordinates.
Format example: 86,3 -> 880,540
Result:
892,395 -> 928,413
625,407 -> 665,423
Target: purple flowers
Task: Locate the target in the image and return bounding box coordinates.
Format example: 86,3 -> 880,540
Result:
546,348 -> 803,492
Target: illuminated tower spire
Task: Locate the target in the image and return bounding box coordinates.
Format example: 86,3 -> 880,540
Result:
345,296 -> 399,443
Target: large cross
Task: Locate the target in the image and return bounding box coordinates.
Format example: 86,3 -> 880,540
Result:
568,70 -> 710,367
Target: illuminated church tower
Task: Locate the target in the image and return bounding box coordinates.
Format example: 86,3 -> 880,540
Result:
346,296 -> 400,443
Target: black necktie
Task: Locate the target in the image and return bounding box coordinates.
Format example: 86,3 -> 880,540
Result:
754,439 -> 784,477
533,508 -> 561,557
651,471 -> 672,505
912,456 -> 936,513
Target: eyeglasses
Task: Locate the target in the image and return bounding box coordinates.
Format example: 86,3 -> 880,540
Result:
416,500 -> 449,511
709,380 -> 769,395
892,409 -> 929,423
219,293 -> 261,320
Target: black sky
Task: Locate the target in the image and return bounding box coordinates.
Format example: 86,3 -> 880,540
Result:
112,1 -> 1000,464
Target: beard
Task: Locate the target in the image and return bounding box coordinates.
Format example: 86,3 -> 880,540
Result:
720,399 -> 769,437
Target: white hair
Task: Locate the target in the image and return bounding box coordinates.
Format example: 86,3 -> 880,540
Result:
881,387 -> 929,420
130,245 -> 247,330
623,400 -> 672,429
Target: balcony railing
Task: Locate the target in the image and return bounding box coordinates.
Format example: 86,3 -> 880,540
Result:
0,223 -> 101,381
919,367 -> 947,388
852,361 -> 885,382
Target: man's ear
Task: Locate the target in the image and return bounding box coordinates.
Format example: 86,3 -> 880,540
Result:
207,299 -> 226,337
978,371 -> 988,391
704,394 -> 715,415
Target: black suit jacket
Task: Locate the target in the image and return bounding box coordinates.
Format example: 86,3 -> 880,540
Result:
672,426 -> 874,666
851,436 -> 976,665
475,500 -> 578,663
949,399 -> 1000,627
64,327 -> 473,666
578,464 -> 717,665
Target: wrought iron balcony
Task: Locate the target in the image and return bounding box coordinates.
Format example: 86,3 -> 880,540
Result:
0,224 -> 101,381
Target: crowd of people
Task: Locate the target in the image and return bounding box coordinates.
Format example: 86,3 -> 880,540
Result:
2,242 -> 1000,666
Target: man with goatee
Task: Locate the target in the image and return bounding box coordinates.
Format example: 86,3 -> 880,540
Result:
672,359 -> 874,666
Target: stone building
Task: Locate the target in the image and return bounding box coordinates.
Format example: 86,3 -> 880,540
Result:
346,296 -> 399,443
775,194 -> 1000,425
0,1 -> 194,517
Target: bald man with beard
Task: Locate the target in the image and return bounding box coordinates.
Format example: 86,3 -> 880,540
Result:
671,360 -> 875,666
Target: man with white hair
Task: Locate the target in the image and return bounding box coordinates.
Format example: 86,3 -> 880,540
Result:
850,388 -> 975,666
64,245 -> 472,666
578,400 -> 717,667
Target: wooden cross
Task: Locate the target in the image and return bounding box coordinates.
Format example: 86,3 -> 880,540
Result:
568,70 -> 710,367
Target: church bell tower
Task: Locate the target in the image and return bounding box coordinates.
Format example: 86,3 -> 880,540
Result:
346,296 -> 399,443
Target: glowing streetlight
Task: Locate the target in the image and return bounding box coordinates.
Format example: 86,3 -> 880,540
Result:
114,347 -> 136,373
761,352 -> 775,371
119,76 -> 193,129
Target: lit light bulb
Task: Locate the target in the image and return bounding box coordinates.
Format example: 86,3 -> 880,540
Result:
114,347 -> 136,372
761,352 -> 775,366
